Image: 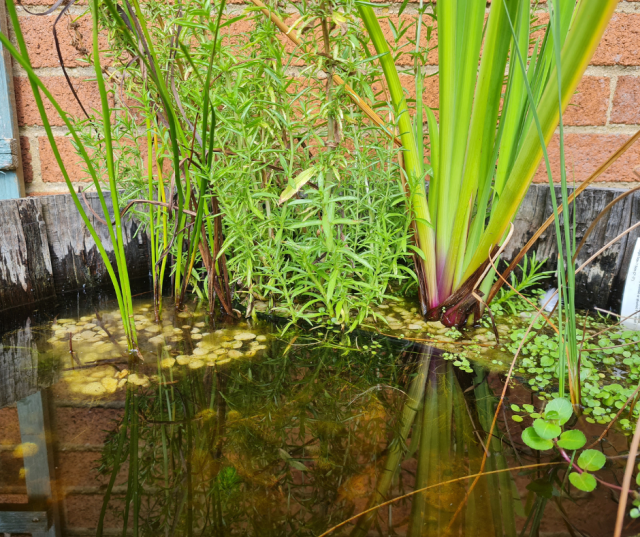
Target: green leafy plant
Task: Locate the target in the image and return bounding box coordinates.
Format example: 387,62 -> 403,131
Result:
0,0 -> 141,349
494,253 -> 554,314
517,397 -> 625,496
356,0 -> 617,328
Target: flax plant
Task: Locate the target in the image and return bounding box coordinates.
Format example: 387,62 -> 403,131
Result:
357,0 -> 617,330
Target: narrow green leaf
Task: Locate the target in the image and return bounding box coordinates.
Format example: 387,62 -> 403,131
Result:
279,166 -> 318,204
289,460 -> 308,472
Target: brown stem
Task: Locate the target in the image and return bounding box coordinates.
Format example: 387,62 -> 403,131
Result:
614,410 -> 640,537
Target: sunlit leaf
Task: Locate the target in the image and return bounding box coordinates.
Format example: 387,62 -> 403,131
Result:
557,430 -> 586,450
522,426 -> 553,451
578,449 -> 606,472
279,166 -> 318,204
569,471 -> 596,492
544,398 -> 573,425
532,418 -> 561,440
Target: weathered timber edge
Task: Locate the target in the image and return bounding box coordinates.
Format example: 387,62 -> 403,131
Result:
501,184 -> 636,311
0,193 -> 150,312
0,186 -> 638,313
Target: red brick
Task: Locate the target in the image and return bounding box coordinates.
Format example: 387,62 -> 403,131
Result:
53,407 -> 124,445
20,136 -> 34,183
64,494 -> 129,529
39,136 -> 88,183
611,76 -> 640,125
17,13 -> 109,69
533,133 -> 640,183
0,452 -> 25,488
0,407 -> 21,444
58,451 -> 106,487
58,451 -> 128,488
370,73 -> 439,119
14,76 -> 113,126
220,16 -> 253,48
564,76 -> 609,126
591,13 -> 640,66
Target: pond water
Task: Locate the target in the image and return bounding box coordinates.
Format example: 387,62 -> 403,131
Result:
0,292 -> 636,536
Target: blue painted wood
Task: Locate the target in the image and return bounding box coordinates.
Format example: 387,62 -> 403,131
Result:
0,2 -> 23,198
16,392 -> 60,537
0,137 -> 18,170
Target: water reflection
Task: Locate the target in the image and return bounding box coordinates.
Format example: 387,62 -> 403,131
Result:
0,303 -> 628,536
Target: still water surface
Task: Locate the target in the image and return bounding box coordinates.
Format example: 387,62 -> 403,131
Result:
0,293 -> 632,536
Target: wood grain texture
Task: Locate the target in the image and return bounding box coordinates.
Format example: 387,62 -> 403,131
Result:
0,318 -> 43,407
0,198 -> 55,311
611,190 -> 640,311
500,184 -> 635,310
38,192 -> 150,294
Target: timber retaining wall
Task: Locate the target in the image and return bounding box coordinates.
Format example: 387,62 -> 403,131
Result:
0,192 -> 149,312
0,185 -> 637,313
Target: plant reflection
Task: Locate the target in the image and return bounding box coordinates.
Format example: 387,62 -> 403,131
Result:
96,334 -> 521,536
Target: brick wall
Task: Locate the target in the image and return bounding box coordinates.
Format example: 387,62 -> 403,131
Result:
0,402 -> 128,535
9,1 -> 640,196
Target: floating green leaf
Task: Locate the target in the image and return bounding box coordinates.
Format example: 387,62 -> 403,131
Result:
577,449 -> 606,472
569,471 -> 597,492
557,430 -> 586,450
544,398 -> 573,425
522,426 -> 553,451
533,418 -> 561,440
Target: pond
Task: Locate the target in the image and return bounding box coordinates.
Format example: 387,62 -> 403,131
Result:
0,291 -> 636,536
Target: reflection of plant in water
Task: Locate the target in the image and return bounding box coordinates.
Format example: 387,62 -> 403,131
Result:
352,347 -> 520,537
97,333 -> 414,535
94,335 -> 539,536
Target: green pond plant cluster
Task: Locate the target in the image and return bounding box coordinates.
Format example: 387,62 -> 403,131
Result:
0,0 -> 618,336
5,0 -> 640,529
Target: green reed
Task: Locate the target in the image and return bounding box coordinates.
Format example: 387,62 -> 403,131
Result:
0,0 -> 139,348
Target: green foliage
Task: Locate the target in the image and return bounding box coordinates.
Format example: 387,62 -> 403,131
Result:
577,449 -> 606,472
507,312 -> 640,425
568,471 -> 597,492
360,0 -> 616,321
544,397 -> 573,425
522,426 -> 553,451
517,397 -> 622,500
556,430 -> 586,450
494,253 -> 554,313
80,0 -> 417,329
532,418 -> 561,440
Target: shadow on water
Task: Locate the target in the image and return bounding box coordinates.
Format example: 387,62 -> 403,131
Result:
0,294 -> 633,536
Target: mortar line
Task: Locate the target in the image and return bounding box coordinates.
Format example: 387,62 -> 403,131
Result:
606,75 -> 618,126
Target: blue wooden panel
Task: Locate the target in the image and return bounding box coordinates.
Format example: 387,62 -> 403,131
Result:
0,6 -> 23,199
0,137 -> 18,171
0,170 -> 20,197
